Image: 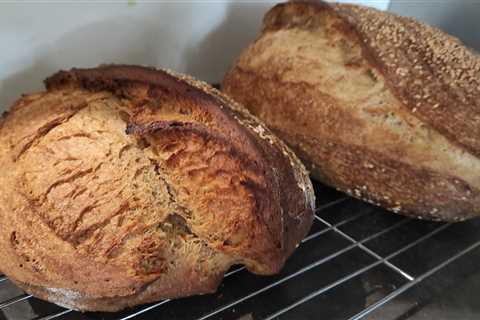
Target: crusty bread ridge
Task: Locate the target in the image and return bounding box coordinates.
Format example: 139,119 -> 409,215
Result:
0,65 -> 314,311
222,1 -> 480,221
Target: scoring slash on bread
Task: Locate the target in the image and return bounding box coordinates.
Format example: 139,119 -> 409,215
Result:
223,0 -> 480,221
0,65 -> 314,311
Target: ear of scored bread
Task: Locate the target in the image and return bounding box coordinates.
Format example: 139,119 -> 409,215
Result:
223,1 -> 480,221
0,65 -> 314,311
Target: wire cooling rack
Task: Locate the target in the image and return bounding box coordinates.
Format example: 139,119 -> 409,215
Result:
2,181 -> 480,320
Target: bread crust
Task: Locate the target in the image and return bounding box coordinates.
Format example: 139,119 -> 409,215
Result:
222,1 -> 480,221
0,65 -> 314,311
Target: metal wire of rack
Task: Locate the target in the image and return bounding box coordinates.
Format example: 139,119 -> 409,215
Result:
1,182 -> 480,320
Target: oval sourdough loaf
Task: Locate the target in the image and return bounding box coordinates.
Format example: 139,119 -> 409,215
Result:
0,65 -> 314,311
222,0 -> 480,221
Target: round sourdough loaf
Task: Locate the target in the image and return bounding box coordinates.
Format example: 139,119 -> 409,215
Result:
0,65 -> 314,311
223,1 -> 480,221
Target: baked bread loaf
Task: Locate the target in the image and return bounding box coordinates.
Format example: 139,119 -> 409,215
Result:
0,65 -> 314,311
223,1 -> 480,221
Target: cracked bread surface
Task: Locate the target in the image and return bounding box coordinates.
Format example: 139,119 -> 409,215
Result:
222,1 -> 480,221
0,65 -> 314,311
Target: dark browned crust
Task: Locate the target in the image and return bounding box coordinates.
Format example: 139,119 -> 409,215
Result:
224,64 -> 480,221
276,129 -> 480,221
265,1 -> 480,157
222,3 -> 480,221
14,269 -> 223,312
334,4 -> 480,158
0,65 -> 314,312
46,65 -> 314,265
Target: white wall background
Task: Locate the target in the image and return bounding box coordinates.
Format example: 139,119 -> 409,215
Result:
389,0 -> 480,51
0,1 -> 389,112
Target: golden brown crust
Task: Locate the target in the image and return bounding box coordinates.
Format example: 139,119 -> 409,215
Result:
14,265 -> 223,312
275,129 -> 479,221
222,1 -> 480,221
333,4 -> 480,158
0,65 -> 314,311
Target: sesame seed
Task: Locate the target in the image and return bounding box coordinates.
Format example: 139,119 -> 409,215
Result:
391,206 -> 402,213
330,1 -> 480,147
